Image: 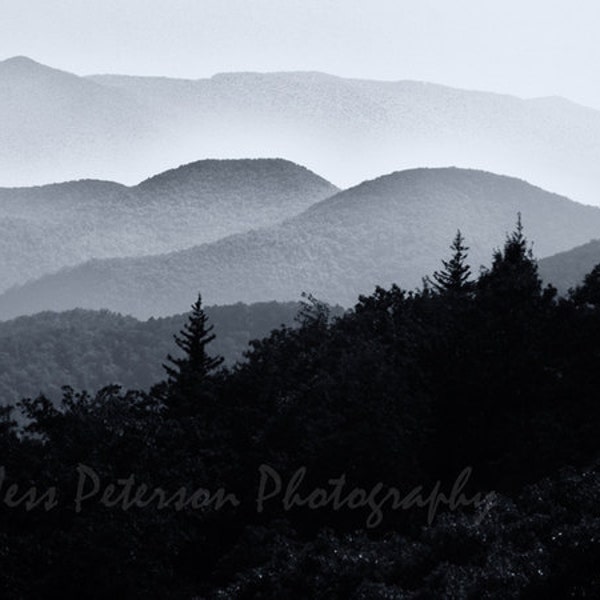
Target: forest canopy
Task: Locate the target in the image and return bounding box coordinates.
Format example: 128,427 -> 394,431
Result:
1,221 -> 599,598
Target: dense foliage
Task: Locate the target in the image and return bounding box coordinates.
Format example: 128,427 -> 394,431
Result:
0,223 -> 599,598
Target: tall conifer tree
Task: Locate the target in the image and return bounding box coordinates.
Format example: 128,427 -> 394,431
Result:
476,214 -> 548,305
432,230 -> 472,293
163,294 -> 223,413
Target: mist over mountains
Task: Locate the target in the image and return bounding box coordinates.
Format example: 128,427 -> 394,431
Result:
0,158 -> 336,291
2,56 -> 600,207
2,55 -> 600,322
3,167 -> 600,320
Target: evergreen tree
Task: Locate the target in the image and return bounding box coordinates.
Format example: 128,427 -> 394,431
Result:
431,230 -> 472,293
162,294 -> 223,413
477,214 -> 550,306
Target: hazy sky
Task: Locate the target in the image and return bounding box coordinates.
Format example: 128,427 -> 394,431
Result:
2,0 -> 599,108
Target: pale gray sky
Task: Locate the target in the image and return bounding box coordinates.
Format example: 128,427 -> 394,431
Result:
2,0 -> 599,109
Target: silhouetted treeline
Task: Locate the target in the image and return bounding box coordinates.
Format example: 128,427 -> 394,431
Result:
1,221 -> 599,598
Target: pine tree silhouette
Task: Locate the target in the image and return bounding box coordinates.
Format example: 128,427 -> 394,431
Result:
477,214 -> 546,304
163,294 -> 223,399
432,230 -> 472,293
497,213 -> 531,265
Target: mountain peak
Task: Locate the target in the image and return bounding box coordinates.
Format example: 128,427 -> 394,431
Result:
136,158 -> 337,192
2,56 -> 46,70
0,56 -> 77,80
2,55 -> 38,64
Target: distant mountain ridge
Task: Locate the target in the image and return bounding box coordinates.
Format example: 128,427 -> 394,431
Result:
3,167 -> 600,319
538,240 -> 600,293
0,158 -> 337,291
2,57 -> 600,206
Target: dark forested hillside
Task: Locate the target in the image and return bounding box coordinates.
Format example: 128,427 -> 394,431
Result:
0,301 -> 315,405
4,167 -> 600,318
2,226 -> 600,598
0,158 -> 337,291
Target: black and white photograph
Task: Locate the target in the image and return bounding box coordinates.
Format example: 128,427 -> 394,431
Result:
1,1 -> 599,597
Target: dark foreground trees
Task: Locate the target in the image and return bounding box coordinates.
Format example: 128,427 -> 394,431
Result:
1,220 -> 599,598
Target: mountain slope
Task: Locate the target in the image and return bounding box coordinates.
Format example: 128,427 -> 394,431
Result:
0,56 -> 154,185
0,302 -> 309,405
0,158 -> 337,291
2,58 -> 600,205
538,240 -> 600,293
4,168 -> 600,319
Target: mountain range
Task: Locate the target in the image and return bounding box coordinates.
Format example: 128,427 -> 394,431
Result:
3,167 -> 600,319
2,56 -> 600,206
0,158 -> 336,291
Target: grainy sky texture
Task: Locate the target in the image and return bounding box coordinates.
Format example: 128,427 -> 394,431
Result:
1,0 -> 599,108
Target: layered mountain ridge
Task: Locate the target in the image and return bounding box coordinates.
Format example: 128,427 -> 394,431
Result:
3,167 -> 600,319
2,57 -> 600,207
0,158 -> 337,291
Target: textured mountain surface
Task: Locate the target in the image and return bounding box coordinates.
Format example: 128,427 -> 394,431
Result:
3,168 -> 600,319
0,158 -> 337,291
538,240 -> 600,293
2,57 -> 600,206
